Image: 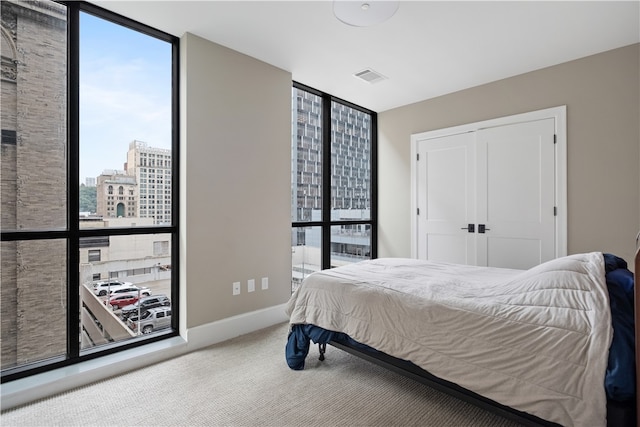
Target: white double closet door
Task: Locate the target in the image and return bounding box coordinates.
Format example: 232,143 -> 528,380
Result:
413,110 -> 565,270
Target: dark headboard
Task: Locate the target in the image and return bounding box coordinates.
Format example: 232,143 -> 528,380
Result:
635,245 -> 639,422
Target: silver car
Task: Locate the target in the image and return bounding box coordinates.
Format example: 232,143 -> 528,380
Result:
127,306 -> 171,334
121,295 -> 170,320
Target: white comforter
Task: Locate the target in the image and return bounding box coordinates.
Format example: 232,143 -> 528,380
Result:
286,252 -> 612,427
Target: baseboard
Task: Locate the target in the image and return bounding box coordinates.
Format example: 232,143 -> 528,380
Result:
185,303 -> 289,351
1,304 -> 289,411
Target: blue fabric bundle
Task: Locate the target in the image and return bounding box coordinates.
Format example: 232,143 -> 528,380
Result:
286,324 -> 376,370
603,253 -> 636,401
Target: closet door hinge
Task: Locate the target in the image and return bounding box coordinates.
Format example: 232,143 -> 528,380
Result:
417,153 -> 420,161
417,208 -> 420,215
554,206 -> 557,216
553,134 -> 557,144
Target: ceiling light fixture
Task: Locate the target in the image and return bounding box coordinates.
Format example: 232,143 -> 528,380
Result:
333,1 -> 399,27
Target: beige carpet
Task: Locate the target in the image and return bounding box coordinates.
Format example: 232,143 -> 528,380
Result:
1,322 -> 522,426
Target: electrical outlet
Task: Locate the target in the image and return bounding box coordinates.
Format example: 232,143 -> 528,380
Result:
232,282 -> 241,296
261,277 -> 268,290
248,279 -> 255,292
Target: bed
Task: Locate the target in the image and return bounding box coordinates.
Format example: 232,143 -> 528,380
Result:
285,251 -> 637,427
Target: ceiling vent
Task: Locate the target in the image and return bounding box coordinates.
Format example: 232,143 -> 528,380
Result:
354,68 -> 387,84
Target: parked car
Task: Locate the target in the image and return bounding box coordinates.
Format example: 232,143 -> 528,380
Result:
127,307 -> 172,334
108,285 -> 152,298
105,294 -> 140,310
92,280 -> 132,296
121,295 -> 170,319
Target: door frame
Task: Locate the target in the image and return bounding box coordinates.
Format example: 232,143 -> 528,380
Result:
410,105 -> 567,261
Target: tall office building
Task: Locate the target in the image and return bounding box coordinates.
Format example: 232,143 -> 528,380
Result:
291,90 -> 372,272
126,140 -> 172,225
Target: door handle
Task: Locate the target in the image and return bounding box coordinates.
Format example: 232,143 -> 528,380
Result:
461,224 -> 475,233
478,224 -> 490,233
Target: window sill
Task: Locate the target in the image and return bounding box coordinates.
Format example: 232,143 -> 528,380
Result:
1,336 -> 187,411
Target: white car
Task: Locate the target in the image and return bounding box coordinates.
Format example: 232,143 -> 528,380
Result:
91,280 -> 132,296
109,285 -> 152,298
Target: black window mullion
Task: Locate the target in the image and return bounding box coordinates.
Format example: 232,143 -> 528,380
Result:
66,1 -> 80,360
321,93 -> 332,270
370,112 -> 378,259
169,39 -> 180,332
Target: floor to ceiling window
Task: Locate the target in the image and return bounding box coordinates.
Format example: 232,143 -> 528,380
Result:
1,0 -> 179,382
291,82 -> 377,292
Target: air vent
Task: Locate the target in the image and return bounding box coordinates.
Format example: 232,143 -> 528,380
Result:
354,68 -> 387,84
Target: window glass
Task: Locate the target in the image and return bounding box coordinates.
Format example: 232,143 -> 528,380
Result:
1,0 -> 67,232
331,101 -> 371,218
291,85 -> 376,293
291,87 -> 322,222
88,249 -> 101,262
330,224 -> 371,268
80,12 -> 172,226
291,226 -> 321,293
80,232 -> 172,349
1,239 -> 67,370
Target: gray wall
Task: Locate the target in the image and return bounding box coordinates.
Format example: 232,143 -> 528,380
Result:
378,43 -> 640,266
180,33 -> 292,329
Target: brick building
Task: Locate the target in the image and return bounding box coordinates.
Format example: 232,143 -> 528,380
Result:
1,1 -> 68,370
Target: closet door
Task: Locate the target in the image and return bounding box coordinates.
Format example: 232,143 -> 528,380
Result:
476,118 -> 556,269
415,118 -> 557,269
416,132 -> 476,264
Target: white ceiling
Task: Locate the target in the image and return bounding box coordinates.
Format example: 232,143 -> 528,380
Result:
91,1 -> 640,113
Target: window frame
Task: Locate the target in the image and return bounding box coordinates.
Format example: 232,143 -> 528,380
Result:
0,0 -> 180,383
291,81 -> 378,272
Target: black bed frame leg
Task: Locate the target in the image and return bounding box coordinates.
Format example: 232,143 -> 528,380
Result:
318,343 -> 326,361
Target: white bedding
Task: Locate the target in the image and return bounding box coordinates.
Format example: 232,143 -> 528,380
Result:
286,252 -> 612,427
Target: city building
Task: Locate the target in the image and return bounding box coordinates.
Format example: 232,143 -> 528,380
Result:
291,91 -> 373,289
79,217 -> 171,285
126,140 -> 172,225
96,170 -> 137,219
1,0 -> 67,370
94,141 -> 173,225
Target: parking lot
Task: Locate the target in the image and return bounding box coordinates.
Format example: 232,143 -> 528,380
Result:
81,278 -> 174,348
139,279 -> 171,299
95,278 -> 172,317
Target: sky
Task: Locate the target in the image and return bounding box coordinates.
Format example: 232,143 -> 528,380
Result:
79,12 -> 172,184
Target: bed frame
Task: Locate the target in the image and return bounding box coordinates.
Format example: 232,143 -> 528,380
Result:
326,340 -> 560,426
320,247 -> 640,426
